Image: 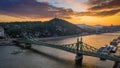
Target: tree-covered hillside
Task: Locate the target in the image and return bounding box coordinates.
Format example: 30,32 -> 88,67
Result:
0,18 -> 87,38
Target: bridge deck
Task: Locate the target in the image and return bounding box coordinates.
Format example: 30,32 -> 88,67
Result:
17,38 -> 120,62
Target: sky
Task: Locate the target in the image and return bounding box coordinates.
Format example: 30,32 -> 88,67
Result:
0,0 -> 120,26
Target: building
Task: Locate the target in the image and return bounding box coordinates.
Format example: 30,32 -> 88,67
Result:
0,26 -> 4,38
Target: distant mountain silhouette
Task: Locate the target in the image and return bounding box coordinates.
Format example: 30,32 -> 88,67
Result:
77,24 -> 103,30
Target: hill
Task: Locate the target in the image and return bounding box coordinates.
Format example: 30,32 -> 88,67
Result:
0,18 -> 86,38
44,18 -> 84,36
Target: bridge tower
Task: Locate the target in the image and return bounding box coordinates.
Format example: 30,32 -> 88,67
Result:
75,37 -> 83,66
113,61 -> 120,68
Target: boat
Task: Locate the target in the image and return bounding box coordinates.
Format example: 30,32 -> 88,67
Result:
110,41 -> 118,46
98,45 -> 109,61
98,45 -> 110,55
107,45 -> 117,53
98,45 -> 118,53
98,46 -> 108,52
98,44 -> 118,61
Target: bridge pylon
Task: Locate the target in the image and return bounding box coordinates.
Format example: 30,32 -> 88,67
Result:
113,61 -> 120,68
75,37 -> 83,66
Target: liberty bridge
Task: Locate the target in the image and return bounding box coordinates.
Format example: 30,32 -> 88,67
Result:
12,36 -> 120,68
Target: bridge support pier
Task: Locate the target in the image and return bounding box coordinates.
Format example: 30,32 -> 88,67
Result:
113,62 -> 120,68
75,54 -> 83,66
12,40 -> 20,46
24,43 -> 32,49
75,37 -> 83,66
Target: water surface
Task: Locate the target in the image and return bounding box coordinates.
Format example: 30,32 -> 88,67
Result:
0,32 -> 120,68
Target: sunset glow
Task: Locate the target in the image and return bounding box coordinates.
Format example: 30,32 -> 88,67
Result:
0,0 -> 120,26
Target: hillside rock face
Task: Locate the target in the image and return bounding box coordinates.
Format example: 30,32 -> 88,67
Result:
0,18 -> 85,38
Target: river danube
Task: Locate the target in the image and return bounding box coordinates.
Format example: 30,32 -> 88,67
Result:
0,32 -> 120,68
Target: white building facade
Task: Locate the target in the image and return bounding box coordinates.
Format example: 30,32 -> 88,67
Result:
0,26 -> 4,37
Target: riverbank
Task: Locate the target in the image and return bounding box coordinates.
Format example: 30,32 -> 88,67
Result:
1,31 -> 120,43
35,34 -> 91,41
0,39 -> 14,46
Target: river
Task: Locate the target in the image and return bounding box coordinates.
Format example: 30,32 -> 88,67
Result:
0,32 -> 120,68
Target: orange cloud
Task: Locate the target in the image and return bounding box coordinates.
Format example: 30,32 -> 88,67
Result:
64,12 -> 120,26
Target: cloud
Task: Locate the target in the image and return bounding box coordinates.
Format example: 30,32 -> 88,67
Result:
88,0 -> 120,10
96,9 -> 120,16
80,0 -> 119,16
0,0 -> 119,19
26,0 -> 88,12
74,8 -> 120,17
0,0 -> 73,19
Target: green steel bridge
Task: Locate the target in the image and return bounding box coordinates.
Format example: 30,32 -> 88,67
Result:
15,37 -> 120,63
